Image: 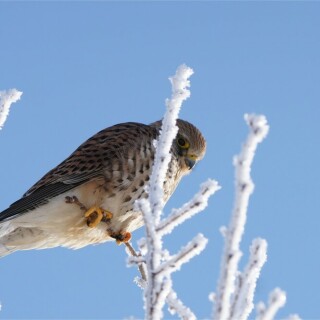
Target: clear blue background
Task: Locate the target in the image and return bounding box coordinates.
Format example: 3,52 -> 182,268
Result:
0,2 -> 319,319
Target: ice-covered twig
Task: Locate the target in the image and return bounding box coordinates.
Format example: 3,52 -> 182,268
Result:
155,234 -> 208,276
128,234 -> 208,278
125,242 -> 147,283
138,65 -> 195,320
156,179 -> 220,237
213,114 -> 269,319
126,242 -> 197,319
0,89 -> 22,129
285,314 -> 301,320
148,64 -> 194,223
129,65 -> 219,319
231,238 -> 267,320
167,290 -> 196,320
256,288 -> 287,320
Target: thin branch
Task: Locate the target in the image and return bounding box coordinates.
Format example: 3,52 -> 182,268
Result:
285,314 -> 301,320
125,242 -> 197,320
0,89 -> 22,129
213,114 -> 269,319
125,242 -> 147,283
256,288 -> 287,320
138,64 -> 195,320
231,238 -> 268,320
156,179 -> 220,237
155,234 -> 208,276
167,290 -> 196,320
148,64 -> 193,224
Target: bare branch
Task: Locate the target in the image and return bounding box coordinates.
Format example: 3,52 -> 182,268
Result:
125,242 -> 147,283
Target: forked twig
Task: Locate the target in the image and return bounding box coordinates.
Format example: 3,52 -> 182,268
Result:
125,242 -> 147,282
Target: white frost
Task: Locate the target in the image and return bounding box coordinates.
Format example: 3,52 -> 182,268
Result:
256,288 -> 287,320
231,238 -> 268,320
127,68 -> 296,320
0,89 -> 22,129
155,233 -> 208,276
148,64 -> 194,224
213,114 -> 269,320
129,65 -> 218,320
167,290 -> 196,320
156,179 -> 220,237
137,64 -> 207,320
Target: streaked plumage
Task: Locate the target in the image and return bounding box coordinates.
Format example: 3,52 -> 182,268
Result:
0,119 -> 206,257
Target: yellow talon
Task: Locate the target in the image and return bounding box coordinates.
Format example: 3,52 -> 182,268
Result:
118,231 -> 132,244
108,230 -> 132,245
85,206 -> 104,228
104,211 -> 113,220
85,206 -> 113,228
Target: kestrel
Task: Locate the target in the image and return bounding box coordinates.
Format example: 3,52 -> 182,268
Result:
0,119 -> 206,257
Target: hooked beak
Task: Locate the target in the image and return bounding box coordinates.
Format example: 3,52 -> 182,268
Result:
185,154 -> 197,170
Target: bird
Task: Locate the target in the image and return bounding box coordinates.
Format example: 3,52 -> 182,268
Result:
0,119 -> 206,257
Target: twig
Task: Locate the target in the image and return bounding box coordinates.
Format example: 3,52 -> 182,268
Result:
125,242 -> 197,320
139,64 -> 195,320
230,238 -> 268,320
0,89 -> 22,130
213,114 -> 269,319
125,242 -> 147,283
156,180 -> 220,237
155,234 -> 208,276
256,288 -> 287,320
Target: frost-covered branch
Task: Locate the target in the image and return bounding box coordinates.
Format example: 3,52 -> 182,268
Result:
256,288 -> 287,320
0,89 -> 22,129
285,314 -> 301,320
148,65 -> 193,224
125,242 -> 147,285
137,65 -> 195,319
156,179 -> 220,237
213,114 -> 269,319
231,238 -> 267,320
126,243 -> 196,320
128,67 -> 295,320
155,234 -> 208,276
129,65 -> 219,320
167,290 -> 196,320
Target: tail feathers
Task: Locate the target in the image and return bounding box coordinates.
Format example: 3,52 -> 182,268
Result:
0,225 -> 47,258
0,222 -> 16,257
0,243 -> 18,257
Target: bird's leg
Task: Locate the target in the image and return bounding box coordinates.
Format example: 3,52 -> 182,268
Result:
84,206 -> 113,228
65,196 -> 87,210
108,229 -> 132,245
65,196 -> 113,228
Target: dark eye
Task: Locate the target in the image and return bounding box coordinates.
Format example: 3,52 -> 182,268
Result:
177,137 -> 190,149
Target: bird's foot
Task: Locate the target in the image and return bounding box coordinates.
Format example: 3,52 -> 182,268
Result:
65,196 -> 87,210
85,206 -> 113,228
65,196 -> 113,228
108,229 -> 132,245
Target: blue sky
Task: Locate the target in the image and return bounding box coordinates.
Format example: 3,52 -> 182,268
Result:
0,2 -> 319,319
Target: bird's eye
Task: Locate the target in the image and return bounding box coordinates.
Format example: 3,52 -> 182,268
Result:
177,138 -> 189,149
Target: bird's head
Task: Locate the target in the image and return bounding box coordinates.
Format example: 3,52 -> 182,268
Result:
174,119 -> 206,173
150,119 -> 206,173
